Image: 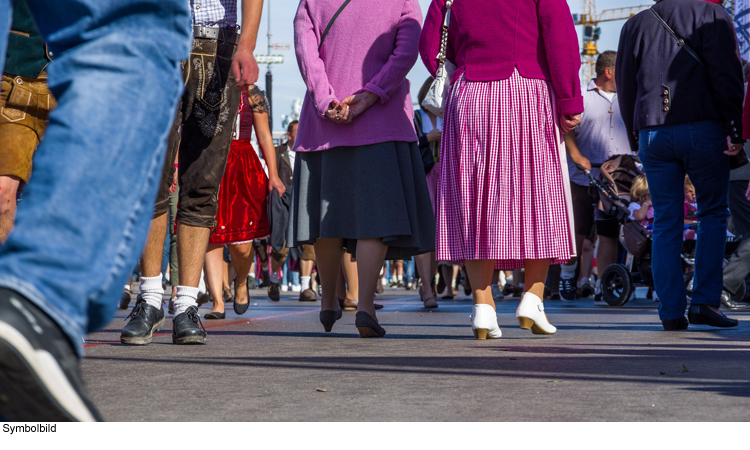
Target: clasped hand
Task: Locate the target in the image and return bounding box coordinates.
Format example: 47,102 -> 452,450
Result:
325,92 -> 378,124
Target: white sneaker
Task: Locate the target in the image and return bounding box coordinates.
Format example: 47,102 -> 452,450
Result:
281,285 -> 289,292
291,284 -> 301,293
516,292 -> 556,335
470,304 -> 503,339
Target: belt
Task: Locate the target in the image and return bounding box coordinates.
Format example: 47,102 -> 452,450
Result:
193,25 -> 238,44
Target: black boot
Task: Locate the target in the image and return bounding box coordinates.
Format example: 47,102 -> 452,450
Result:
0,289 -> 103,421
172,306 -> 207,345
120,296 -> 165,345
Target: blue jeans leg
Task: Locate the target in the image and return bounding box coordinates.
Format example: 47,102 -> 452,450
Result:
0,0 -> 9,75
404,258 -> 415,284
681,121 -> 729,307
0,0 -> 191,356
282,258 -> 289,287
639,125 -> 688,320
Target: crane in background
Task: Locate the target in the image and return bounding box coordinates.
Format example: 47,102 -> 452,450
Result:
573,1 -> 650,81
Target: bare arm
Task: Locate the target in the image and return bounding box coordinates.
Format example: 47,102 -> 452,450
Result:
233,0 -> 263,86
248,87 -> 285,195
633,202 -> 651,222
564,132 -> 590,170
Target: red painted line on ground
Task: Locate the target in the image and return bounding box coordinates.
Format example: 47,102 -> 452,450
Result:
83,309 -> 315,348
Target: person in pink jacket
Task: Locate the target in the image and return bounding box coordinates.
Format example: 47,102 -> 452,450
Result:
419,0 -> 583,339
290,0 -> 435,338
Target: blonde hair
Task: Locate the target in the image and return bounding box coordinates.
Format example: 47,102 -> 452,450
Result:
631,176 -> 650,203
684,175 -> 694,190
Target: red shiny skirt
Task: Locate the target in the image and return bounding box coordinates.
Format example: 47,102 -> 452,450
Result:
209,139 -> 270,245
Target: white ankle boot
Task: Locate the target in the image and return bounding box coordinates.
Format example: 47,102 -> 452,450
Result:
471,304 -> 502,339
516,292 -> 556,335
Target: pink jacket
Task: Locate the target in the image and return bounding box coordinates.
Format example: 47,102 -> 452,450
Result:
293,0 -> 422,152
419,0 -> 583,116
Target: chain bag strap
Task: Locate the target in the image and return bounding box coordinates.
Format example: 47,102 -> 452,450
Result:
421,0 -> 457,118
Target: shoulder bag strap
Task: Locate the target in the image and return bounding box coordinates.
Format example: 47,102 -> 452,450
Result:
649,7 -> 706,69
319,0 -> 353,52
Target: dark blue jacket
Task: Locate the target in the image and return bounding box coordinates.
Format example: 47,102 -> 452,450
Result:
616,0 -> 745,151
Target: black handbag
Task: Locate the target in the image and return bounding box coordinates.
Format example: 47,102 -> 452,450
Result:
414,110 -> 437,174
650,8 -> 748,170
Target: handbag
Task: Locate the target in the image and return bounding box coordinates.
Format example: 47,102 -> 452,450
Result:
623,220 -> 651,259
421,0 -> 456,118
650,8 -> 749,170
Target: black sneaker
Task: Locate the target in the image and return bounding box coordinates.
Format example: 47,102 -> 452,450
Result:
0,288 -> 103,421
173,306 -> 207,345
560,278 -> 576,303
268,283 -> 280,301
120,296 -> 165,345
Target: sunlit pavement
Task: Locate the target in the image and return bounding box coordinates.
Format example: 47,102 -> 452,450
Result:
83,286 -> 750,421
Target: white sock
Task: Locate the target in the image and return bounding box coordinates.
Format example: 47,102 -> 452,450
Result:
561,262 -> 577,280
301,276 -> 311,291
173,286 -> 200,316
270,272 -> 280,284
139,275 -> 164,309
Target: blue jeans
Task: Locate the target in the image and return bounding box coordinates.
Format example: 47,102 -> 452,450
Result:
639,120 -> 730,320
404,258 -> 415,283
0,0 -> 191,356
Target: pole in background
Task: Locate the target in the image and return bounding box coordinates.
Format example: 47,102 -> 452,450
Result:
265,0 -> 273,131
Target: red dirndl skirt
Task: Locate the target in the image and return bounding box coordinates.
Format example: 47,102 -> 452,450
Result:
209,139 -> 270,245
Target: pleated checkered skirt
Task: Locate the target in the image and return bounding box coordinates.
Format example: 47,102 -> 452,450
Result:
436,70 -> 576,270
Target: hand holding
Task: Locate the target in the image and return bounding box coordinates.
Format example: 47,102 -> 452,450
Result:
426,129 -> 442,143
338,92 -> 379,124
268,175 -> 286,196
725,136 -> 743,156
573,155 -> 591,171
560,114 -> 582,135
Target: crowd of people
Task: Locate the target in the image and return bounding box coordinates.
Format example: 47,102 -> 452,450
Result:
1,0 -> 750,421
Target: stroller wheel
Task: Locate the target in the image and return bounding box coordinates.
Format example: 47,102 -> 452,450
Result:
601,264 -> 634,307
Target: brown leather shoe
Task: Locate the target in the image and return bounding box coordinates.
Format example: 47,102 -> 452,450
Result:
299,289 -> 318,302
268,283 -> 280,301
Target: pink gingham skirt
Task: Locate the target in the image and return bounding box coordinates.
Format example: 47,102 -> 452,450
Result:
436,70 -> 576,270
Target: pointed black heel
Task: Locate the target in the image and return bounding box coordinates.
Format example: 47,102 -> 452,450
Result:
355,311 -> 386,338
319,308 -> 343,332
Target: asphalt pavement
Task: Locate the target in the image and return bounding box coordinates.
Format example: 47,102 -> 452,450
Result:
82,286 -> 750,421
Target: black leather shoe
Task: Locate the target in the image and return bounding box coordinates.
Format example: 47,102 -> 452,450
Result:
119,289 -> 132,310
355,311 -> 386,338
120,296 -> 165,345
0,288 -> 103,421
268,283 -> 280,301
688,304 -> 739,328
720,290 -> 750,311
662,316 -> 689,331
233,278 -> 250,315
374,303 -> 384,310
173,306 -> 207,344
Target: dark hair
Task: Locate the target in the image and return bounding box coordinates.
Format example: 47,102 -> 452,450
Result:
287,120 -> 299,134
417,77 -> 435,109
596,51 -> 617,77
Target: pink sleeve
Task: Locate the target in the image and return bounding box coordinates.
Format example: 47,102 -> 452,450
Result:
537,0 -> 583,116
294,0 -> 337,117
683,200 -> 689,218
418,0 -> 445,78
364,0 -> 422,103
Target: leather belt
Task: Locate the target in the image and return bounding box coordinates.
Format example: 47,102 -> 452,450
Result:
192,25 -> 238,44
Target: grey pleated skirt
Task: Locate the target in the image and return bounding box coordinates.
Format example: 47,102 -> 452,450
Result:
288,141 -> 436,260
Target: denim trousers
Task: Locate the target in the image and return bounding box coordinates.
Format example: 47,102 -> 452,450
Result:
639,120 -> 730,320
0,0 -> 191,356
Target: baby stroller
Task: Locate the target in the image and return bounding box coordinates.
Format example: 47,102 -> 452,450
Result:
576,156 -> 743,306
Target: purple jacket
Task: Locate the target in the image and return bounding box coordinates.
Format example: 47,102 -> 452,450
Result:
419,0 -> 583,116
293,0 -> 422,152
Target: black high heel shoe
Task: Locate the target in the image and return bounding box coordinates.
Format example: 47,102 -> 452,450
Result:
355,311 -> 386,338
233,278 -> 250,315
320,308 -> 343,332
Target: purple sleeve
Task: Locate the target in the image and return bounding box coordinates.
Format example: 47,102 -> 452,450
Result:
537,0 -> 584,116
418,0 -> 445,78
294,0 -> 337,117
364,0 -> 422,103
